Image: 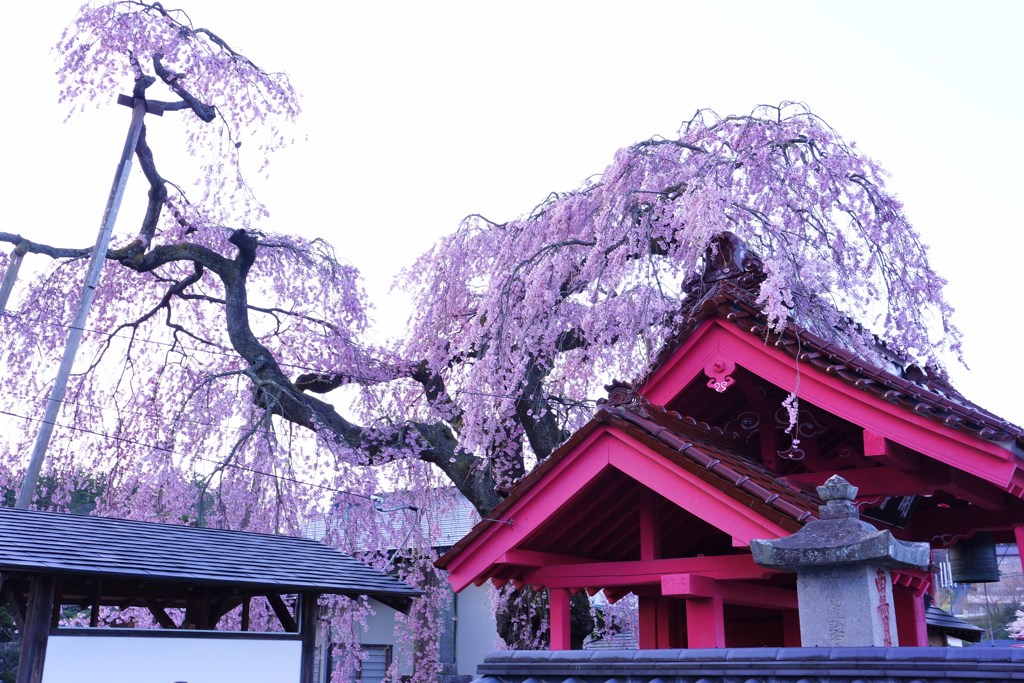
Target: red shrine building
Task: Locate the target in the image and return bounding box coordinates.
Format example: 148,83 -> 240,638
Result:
436,233 -> 1024,650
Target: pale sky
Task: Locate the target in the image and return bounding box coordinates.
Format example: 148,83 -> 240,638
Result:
2,0 -> 1022,424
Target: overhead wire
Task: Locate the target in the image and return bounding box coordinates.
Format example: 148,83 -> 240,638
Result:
0,406 -> 372,500
0,309 -> 602,406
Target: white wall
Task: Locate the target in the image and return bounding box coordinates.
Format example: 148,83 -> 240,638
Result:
355,584 -> 499,678
42,632 -> 301,683
455,585 -> 499,676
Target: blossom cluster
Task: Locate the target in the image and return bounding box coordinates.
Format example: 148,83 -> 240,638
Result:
401,102 -> 959,483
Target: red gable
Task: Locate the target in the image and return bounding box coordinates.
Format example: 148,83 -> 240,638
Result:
436,233 -> 1024,650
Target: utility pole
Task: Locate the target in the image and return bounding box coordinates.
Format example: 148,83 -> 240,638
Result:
16,95 -> 159,509
0,242 -> 28,313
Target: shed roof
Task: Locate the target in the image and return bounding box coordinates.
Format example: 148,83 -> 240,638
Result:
0,507 -> 419,609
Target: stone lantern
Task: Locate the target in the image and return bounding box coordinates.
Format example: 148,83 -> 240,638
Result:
750,475 -> 930,647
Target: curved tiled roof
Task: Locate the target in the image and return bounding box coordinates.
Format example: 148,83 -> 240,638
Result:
597,396 -> 819,528
649,234 -> 1024,449
437,393 -> 820,570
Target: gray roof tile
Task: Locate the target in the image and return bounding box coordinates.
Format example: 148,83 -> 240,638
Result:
0,506 -> 419,602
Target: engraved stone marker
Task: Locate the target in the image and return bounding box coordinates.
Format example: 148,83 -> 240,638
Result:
750,475 -> 930,646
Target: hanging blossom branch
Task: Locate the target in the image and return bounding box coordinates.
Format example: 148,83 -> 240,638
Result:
399,102 -> 960,487
0,10 -> 963,660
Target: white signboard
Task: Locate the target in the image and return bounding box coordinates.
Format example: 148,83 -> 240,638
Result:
41,632 -> 302,683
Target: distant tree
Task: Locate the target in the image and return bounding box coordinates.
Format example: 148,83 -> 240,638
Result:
0,0 -> 960,669
1007,608 -> 1024,640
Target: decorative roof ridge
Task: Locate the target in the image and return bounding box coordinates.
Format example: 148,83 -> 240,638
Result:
598,380 -> 745,448
777,325 -> 1024,444
597,382 -> 818,525
645,233 -> 1024,447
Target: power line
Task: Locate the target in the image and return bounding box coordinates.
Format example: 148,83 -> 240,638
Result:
1,310 -> 605,405
0,407 -> 376,500
0,385 -> 321,444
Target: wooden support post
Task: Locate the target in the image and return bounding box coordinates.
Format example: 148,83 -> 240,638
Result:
17,574 -> 56,683
89,580 -> 101,628
548,587 -> 571,650
638,489 -> 661,562
241,595 -> 251,632
782,610 -> 801,646
1015,526 -> 1024,573
892,584 -> 927,646
638,595 -> 658,649
48,579 -> 62,630
299,593 -> 320,683
268,593 -> 298,633
685,596 -> 725,648
16,98 -> 148,509
145,599 -> 179,629
3,583 -> 25,632
655,597 -> 683,648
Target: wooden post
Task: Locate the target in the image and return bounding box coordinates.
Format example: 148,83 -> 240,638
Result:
893,584 -> 928,646
241,595 -> 251,631
548,587 -> 571,650
656,597 -> 682,648
1015,525 -> 1024,573
685,596 -> 726,648
638,489 -> 661,562
299,593 -> 320,683
638,595 -> 658,649
17,574 -> 55,683
782,610 -> 801,646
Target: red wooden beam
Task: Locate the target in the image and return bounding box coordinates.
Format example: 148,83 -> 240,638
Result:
904,506 -> 1024,540
863,430 -> 921,472
641,322 -> 1021,490
661,573 -> 797,611
944,470 -> 1008,511
782,466 -> 939,497
549,588 -> 571,650
522,554 -> 776,589
497,549 -> 595,567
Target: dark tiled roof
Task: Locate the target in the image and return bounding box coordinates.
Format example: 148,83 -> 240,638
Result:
925,604 -> 985,642
437,397 -> 818,569
0,506 -> 419,603
599,398 -> 819,528
475,647 -> 1024,681
650,236 -> 1024,448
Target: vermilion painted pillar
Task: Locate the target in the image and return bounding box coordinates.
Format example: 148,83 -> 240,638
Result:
549,588 -> 571,650
892,584 -> 927,646
685,597 -> 726,648
1015,526 -> 1024,573
656,598 -> 684,648
639,489 -> 662,562
638,596 -> 658,649
782,611 -> 801,646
